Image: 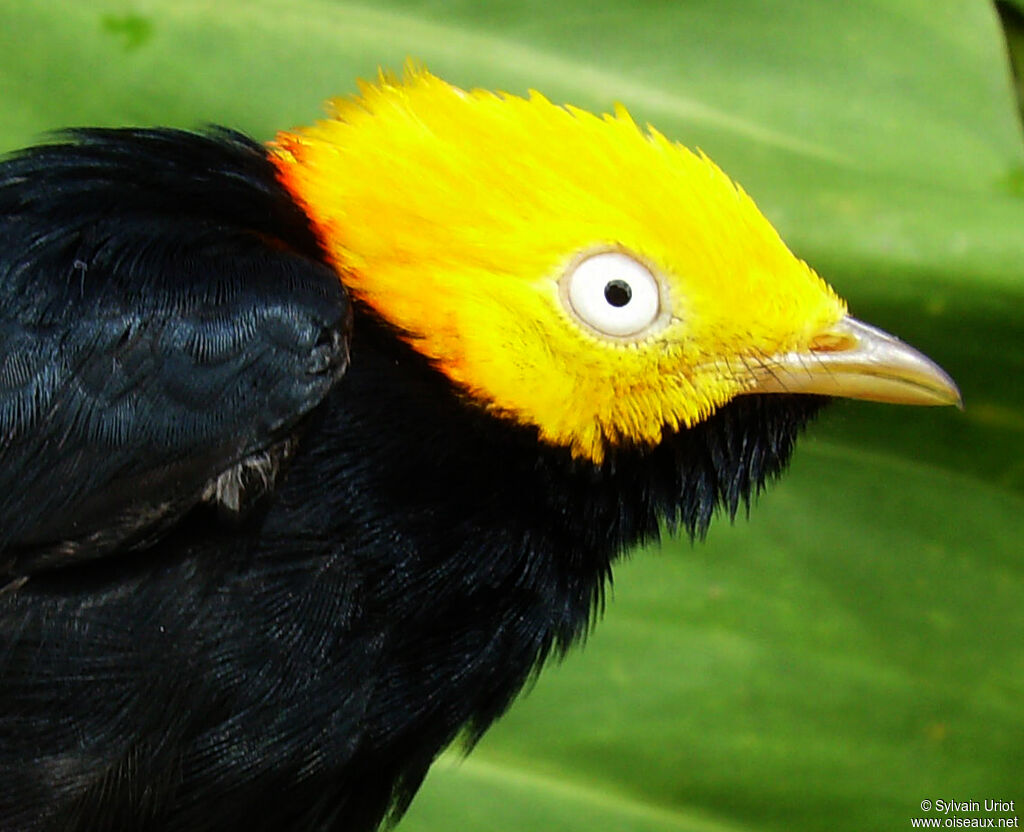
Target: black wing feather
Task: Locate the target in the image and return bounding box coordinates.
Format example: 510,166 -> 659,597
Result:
0,128 -> 350,573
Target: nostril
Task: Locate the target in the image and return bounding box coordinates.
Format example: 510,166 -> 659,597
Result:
808,331 -> 856,353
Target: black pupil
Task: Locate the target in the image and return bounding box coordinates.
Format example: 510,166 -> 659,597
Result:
604,279 -> 632,307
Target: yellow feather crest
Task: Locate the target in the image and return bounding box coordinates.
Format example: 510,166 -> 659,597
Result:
272,66 -> 845,460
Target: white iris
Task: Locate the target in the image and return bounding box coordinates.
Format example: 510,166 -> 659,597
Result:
564,251 -> 661,338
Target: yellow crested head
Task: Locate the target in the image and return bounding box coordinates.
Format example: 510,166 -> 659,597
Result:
271,67 -> 857,461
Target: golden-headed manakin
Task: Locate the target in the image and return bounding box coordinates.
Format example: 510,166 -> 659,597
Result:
0,68 -> 959,832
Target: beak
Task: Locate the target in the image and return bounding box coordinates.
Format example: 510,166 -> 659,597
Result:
741,315 -> 963,408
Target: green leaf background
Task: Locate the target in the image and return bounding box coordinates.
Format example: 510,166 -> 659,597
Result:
1,1 -> 1021,829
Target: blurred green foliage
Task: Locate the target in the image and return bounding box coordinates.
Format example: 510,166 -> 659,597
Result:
0,1 -> 1021,829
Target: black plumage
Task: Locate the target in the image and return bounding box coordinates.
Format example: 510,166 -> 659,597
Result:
0,128 -> 821,831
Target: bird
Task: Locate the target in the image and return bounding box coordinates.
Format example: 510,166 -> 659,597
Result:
0,66 -> 960,832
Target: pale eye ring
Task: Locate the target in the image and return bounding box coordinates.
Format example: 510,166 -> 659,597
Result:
563,251 -> 661,338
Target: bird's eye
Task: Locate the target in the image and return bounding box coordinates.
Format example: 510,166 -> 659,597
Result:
563,251 -> 661,338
